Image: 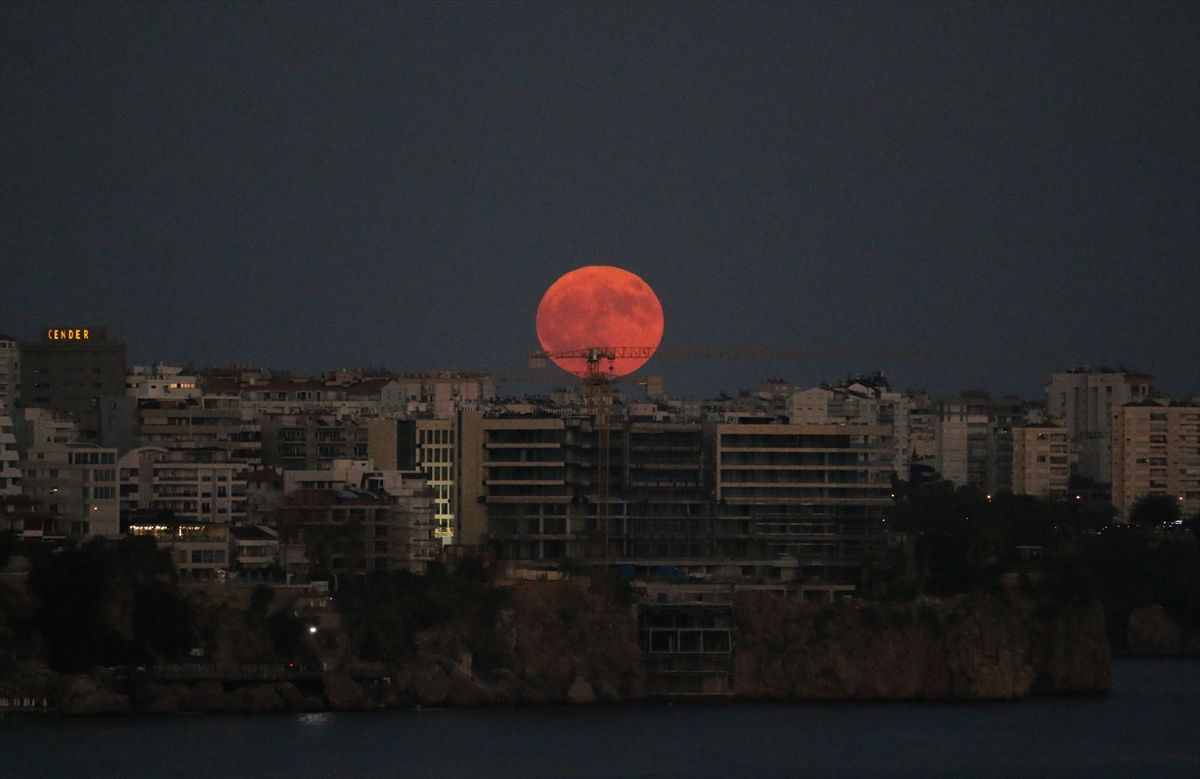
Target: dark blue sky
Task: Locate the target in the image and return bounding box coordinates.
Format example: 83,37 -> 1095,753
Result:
2,1 -> 1197,398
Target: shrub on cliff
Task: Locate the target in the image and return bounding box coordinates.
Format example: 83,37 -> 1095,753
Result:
335,565 -> 508,665
266,610 -> 305,657
27,537 -> 196,672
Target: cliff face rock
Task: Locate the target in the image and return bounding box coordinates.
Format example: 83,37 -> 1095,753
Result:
58,674 -> 131,715
138,679 -> 321,714
188,593 -> 272,665
4,578 -> 1116,713
1127,605 -> 1184,655
1029,599 -> 1111,693
502,582 -> 643,702
733,593 -> 1109,700
322,673 -> 374,710
385,581 -> 643,706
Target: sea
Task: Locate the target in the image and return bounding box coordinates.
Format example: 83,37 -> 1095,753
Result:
1,658 -> 1197,778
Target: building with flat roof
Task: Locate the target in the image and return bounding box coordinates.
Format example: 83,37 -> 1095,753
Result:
1012,424 -> 1070,500
19,327 -> 126,442
272,481 -> 437,578
0,410 -> 20,496
1111,400 -> 1200,519
260,413 -> 366,470
1047,369 -> 1153,484
125,364 -> 200,400
457,411 -> 892,587
0,334 -> 18,412
18,442 -> 119,538
127,514 -> 230,579
136,396 -> 261,464
935,393 -> 1026,494
118,446 -> 248,525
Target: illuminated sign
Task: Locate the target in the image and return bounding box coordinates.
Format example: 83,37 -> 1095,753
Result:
45,328 -> 91,341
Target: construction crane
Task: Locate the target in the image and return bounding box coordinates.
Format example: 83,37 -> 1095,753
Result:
527,346 -> 660,560
527,346 -> 657,376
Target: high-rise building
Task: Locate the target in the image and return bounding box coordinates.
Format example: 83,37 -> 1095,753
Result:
935,393 -> 992,489
19,442 -> 119,537
0,334 -> 19,412
0,410 -> 20,496
1046,369 -> 1153,484
456,412 -> 568,553
935,392 -> 1026,494
1111,400 -> 1200,519
364,417 -> 458,540
1011,423 -> 1070,500
415,418 -> 456,543
19,327 -> 126,442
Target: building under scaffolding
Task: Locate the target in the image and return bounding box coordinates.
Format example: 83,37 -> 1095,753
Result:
456,412 -> 894,591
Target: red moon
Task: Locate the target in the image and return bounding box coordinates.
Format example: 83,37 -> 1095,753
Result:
536,265 -> 665,377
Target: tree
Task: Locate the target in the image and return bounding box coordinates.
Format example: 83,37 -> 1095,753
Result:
1128,494 -> 1181,528
0,531 -> 14,568
27,537 -> 193,672
250,583 -> 275,615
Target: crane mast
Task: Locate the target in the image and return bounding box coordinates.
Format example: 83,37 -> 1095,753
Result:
529,346 -> 659,560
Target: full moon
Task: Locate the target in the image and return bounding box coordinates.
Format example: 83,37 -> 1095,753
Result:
536,265 -> 665,377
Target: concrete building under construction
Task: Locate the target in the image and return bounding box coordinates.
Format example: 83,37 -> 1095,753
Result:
456,411 -> 893,590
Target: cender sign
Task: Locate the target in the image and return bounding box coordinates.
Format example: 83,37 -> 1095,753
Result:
44,328 -> 91,340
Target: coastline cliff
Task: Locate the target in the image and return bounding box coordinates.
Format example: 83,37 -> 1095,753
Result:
733,591 -> 1109,700
1,576 -> 1115,715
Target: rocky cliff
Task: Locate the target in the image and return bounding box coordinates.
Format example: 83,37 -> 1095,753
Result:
380,580 -> 644,708
733,592 -> 1110,700
1125,604 -> 1200,656
2,578 -> 1118,714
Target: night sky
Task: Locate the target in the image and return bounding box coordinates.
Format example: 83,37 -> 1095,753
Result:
2,1 -> 1197,398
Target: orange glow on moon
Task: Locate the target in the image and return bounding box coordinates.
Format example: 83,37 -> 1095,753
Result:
536,265 -> 665,377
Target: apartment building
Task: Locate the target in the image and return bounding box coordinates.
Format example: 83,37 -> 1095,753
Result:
125,364 -> 200,400
0,410 -> 20,496
1011,423 -> 1070,500
0,334 -> 18,411
1047,369 -> 1153,483
788,374 -> 913,480
711,422 -> 892,583
118,446 -> 248,525
260,413 -> 367,470
935,393 -> 1025,494
1111,400 -> 1200,519
137,396 -> 261,464
456,413 -> 572,554
380,372 -> 494,417
127,515 -> 230,579
273,481 -> 437,578
18,443 -> 119,538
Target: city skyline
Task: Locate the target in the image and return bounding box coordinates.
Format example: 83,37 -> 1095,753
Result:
0,322 -> 1186,402
2,3 -> 1197,399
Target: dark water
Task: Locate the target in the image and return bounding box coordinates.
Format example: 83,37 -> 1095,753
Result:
2,659 -> 1197,778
